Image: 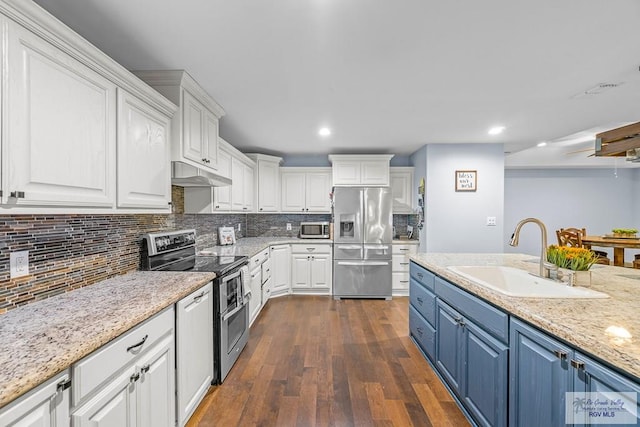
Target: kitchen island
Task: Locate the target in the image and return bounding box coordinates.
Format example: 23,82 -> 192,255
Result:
410,252 -> 640,426
411,252 -> 640,380
0,270 -> 216,409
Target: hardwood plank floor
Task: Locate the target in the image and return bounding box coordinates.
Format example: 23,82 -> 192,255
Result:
187,295 -> 470,427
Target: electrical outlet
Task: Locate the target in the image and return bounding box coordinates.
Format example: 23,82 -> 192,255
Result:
10,250 -> 29,278
237,223 -> 241,232
286,223 -> 292,231
486,216 -> 497,226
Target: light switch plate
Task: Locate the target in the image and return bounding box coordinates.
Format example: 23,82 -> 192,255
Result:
10,250 -> 29,278
486,217 -> 497,226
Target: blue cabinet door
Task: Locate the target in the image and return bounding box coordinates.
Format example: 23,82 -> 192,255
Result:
462,320 -> 508,427
573,351 -> 640,427
436,300 -> 464,394
510,318 -> 573,427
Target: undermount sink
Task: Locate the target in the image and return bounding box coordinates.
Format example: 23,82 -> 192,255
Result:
447,266 -> 609,299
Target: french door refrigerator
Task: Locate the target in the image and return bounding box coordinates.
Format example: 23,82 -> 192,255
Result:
333,187 -> 393,299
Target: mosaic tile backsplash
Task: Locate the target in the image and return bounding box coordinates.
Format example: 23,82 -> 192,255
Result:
0,212 -> 417,313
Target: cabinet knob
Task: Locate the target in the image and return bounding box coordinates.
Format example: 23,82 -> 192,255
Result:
202,158 -> 207,163
141,364 -> 150,374
260,208 -> 263,211
130,372 -> 140,383
570,359 -> 585,370
553,350 -> 568,360
215,205 -> 220,209
10,191 -> 25,199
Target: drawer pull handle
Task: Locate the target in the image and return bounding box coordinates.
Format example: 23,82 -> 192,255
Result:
141,364 -> 150,374
127,334 -> 148,352
571,359 -> 585,370
554,350 -> 568,360
400,248 -> 409,251
56,379 -> 71,393
400,262 -> 409,266
417,273 -> 423,279
193,291 -> 205,302
416,327 -> 423,336
130,372 -> 140,383
307,248 -> 316,251
400,280 -> 409,283
416,297 -> 424,304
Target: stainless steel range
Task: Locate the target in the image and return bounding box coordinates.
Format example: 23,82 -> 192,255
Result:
142,229 -> 249,384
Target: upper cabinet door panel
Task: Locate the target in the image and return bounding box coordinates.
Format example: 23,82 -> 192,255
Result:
181,90 -> 205,164
203,111 -> 219,170
116,89 -> 171,209
305,172 -> 332,212
281,172 -> 306,212
6,21 -> 116,206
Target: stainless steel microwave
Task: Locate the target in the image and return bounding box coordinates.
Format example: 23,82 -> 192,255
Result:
299,222 -> 331,239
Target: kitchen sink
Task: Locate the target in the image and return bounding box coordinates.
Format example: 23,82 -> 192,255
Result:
447,266 -> 609,299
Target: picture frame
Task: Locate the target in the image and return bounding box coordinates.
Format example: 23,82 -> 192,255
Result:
455,170 -> 477,192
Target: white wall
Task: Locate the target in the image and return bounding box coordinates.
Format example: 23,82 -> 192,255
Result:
424,144 -> 505,253
504,168 -> 639,262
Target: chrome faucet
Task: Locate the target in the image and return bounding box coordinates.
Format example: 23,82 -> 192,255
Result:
509,217 -> 555,279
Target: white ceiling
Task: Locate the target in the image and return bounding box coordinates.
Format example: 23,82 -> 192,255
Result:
34,0 -> 640,161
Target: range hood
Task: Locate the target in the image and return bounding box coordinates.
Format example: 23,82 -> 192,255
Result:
595,121 -> 640,161
171,161 -> 232,187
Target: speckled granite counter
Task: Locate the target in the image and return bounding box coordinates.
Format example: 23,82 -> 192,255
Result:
200,237 -> 334,257
0,270 -> 216,408
410,253 -> 640,380
199,237 -> 418,257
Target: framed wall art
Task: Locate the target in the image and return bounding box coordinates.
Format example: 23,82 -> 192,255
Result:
455,170 -> 477,192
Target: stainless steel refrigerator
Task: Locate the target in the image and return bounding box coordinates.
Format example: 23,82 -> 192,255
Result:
333,187 -> 393,299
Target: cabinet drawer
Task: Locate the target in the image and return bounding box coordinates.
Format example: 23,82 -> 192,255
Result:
435,278 -> 508,343
410,277 -> 436,327
392,254 -> 411,272
392,244 -> 417,255
409,262 -> 435,292
290,244 -> 332,255
72,306 -> 174,406
392,272 -> 410,290
409,305 -> 436,362
262,256 -> 272,282
249,248 -> 270,270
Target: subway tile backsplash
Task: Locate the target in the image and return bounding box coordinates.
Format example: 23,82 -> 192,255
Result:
0,212 -> 417,313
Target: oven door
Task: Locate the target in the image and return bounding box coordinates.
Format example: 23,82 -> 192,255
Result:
218,266 -> 249,382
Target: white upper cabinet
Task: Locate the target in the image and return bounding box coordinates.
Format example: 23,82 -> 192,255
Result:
5,19 -> 116,207
328,154 -> 394,186
133,70 -> 224,173
280,168 -> 332,213
117,89 -> 172,209
390,167 -> 415,213
183,138 -> 255,213
246,154 -> 282,212
0,2 -> 176,211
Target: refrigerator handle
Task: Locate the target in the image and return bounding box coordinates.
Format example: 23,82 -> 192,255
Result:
336,245 -> 362,250
337,261 -> 390,267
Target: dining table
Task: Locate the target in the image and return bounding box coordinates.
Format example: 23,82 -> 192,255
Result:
582,235 -> 640,267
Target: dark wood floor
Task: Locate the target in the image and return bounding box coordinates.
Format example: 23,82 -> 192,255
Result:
187,295 -> 470,427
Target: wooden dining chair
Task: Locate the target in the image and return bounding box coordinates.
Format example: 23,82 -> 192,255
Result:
556,228 -> 611,265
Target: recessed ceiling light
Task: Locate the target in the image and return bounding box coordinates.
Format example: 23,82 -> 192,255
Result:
488,126 -> 505,135
318,127 -> 331,137
537,142 -> 547,147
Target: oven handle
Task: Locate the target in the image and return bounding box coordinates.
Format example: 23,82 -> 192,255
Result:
222,304 -> 244,322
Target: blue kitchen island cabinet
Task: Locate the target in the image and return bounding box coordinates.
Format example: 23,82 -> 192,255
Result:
510,318 -> 573,427
511,318 -> 640,427
409,261 -> 508,427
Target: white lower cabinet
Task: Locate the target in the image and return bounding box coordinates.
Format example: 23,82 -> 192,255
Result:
176,283 -> 213,426
392,243 -> 418,296
71,308 -> 175,427
270,245 -> 291,297
0,370 -> 70,427
248,265 -> 262,326
290,244 -> 332,294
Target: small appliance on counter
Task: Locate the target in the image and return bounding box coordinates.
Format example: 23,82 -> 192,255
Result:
141,229 -> 249,384
299,221 -> 331,239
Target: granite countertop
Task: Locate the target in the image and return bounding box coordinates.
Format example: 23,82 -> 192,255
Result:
410,253 -> 640,380
200,237 -> 419,257
0,270 -> 216,408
